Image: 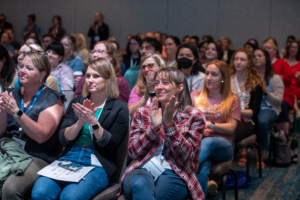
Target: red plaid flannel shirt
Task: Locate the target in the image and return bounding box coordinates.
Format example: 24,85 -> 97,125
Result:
119,106 -> 206,200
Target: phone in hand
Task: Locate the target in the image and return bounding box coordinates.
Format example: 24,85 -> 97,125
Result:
58,161 -> 83,172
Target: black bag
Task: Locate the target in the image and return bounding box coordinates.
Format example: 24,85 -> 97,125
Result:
270,127 -> 291,167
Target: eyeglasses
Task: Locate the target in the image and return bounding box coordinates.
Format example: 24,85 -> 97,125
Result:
139,46 -> 153,52
42,40 -> 51,43
90,49 -> 108,56
18,51 -> 47,56
141,63 -> 156,70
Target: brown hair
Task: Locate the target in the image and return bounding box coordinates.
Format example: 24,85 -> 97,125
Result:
24,52 -> 50,83
84,58 -> 119,99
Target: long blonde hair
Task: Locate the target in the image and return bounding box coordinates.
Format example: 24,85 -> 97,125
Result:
75,33 -> 87,50
195,60 -> 235,119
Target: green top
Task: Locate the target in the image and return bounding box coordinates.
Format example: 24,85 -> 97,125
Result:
124,65 -> 141,91
75,108 -> 102,145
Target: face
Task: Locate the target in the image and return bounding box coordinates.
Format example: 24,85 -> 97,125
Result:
75,36 -> 82,48
94,13 -> 102,22
145,32 -> 154,38
234,52 -> 248,72
141,57 -> 160,78
1,33 -> 9,44
200,42 -> 208,55
262,43 -> 276,58
155,73 -> 182,103
140,42 -> 155,57
164,38 -> 178,56
91,43 -> 111,61
53,17 -> 59,26
27,17 -> 33,25
85,66 -> 106,94
18,55 -> 45,86
205,64 -> 223,91
182,38 -> 190,44
5,30 -> 14,40
253,50 -> 266,68
61,38 -> 72,55
18,46 -> 30,64
245,44 -> 254,54
129,38 -> 139,54
154,33 -> 161,42
288,42 -> 298,57
205,43 -> 218,60
26,38 -> 35,45
177,47 -> 196,67
46,49 -> 62,67
42,36 -> 52,49
190,38 -> 198,48
221,39 -> 228,51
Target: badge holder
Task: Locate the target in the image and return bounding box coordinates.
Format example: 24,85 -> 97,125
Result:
12,128 -> 26,149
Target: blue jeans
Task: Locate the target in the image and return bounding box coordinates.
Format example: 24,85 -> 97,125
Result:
197,137 -> 232,199
123,168 -> 189,200
31,143 -> 109,200
258,109 -> 278,150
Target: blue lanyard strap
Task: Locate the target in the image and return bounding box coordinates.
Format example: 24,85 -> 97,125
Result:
21,84 -> 44,115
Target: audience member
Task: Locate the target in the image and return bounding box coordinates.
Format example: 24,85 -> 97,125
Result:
88,12 -> 109,49
121,33 -> 134,55
161,33 -> 167,45
76,41 -> 130,103
61,34 -> 85,74
192,60 -> 240,198
220,36 -> 234,64
48,15 -> 66,42
202,41 -> 223,69
5,28 -> 21,57
280,35 -> 296,58
176,43 -> 205,92
230,48 -> 264,166
0,32 -> 15,58
0,52 -> 65,199
22,14 -> 41,41
123,36 -> 142,70
120,67 -> 205,200
154,31 -> 162,43
202,35 -> 214,43
0,45 -> 16,93
128,53 -> 165,117
75,33 -> 90,66
164,35 -> 181,68
190,35 -> 200,48
254,48 -> 284,169
46,42 -> 74,90
0,14 -> 13,37
247,38 -> 259,49
31,58 -> 129,200
26,37 -> 41,46
42,34 -> 55,50
182,35 -> 190,44
145,32 -> 154,38
199,41 -> 208,64
244,42 -> 256,54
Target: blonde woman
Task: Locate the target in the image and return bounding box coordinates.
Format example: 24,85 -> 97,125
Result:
128,53 -> 165,117
191,60 -> 240,198
220,36 -> 234,64
75,33 -> 90,66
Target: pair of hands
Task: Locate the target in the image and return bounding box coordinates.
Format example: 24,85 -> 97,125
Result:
72,99 -> 99,127
150,95 -> 178,131
143,71 -> 155,103
0,91 -> 19,116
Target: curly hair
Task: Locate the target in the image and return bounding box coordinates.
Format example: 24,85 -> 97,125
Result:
230,48 -> 266,92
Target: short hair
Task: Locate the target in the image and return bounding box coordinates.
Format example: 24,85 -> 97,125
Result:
182,35 -> 190,43
207,41 -> 224,60
191,35 -> 200,43
136,53 -> 166,96
4,27 -> 14,34
75,33 -> 87,50
25,52 -> 51,83
176,43 -> 204,74
165,35 -> 181,46
46,42 -> 65,58
84,57 -> 119,99
42,34 -> 55,41
126,35 -> 142,56
94,40 -> 121,77
285,40 -> 300,61
0,44 -> 15,91
27,14 -> 36,22
202,35 -> 214,43
53,15 -> 62,26
154,67 -> 192,113
142,37 -> 162,53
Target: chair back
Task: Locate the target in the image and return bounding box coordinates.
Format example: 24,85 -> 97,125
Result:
62,90 -> 74,110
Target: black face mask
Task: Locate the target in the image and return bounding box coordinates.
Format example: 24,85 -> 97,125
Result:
177,57 -> 193,69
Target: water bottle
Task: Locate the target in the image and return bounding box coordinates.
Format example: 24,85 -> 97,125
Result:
290,139 -> 298,163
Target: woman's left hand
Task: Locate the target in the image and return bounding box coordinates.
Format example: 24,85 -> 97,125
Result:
163,95 -> 178,126
0,91 -> 19,116
72,99 -> 98,126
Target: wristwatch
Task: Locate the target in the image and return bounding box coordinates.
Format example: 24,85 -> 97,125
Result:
91,122 -> 100,130
149,92 -> 156,97
13,110 -> 23,119
210,121 -> 215,130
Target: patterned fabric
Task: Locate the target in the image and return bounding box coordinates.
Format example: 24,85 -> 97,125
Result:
119,106 -> 206,200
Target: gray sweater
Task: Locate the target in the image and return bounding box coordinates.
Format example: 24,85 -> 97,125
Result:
264,74 -> 284,115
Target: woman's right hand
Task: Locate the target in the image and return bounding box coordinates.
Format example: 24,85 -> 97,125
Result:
150,97 -> 162,131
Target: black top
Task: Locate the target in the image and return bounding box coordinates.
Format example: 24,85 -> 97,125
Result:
88,22 -> 109,49
5,87 -> 66,163
48,26 -> 66,42
59,95 -> 129,182
123,55 -> 141,70
248,85 -> 263,134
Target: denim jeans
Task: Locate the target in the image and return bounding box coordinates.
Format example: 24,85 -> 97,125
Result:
197,137 -> 232,199
258,109 -> 278,150
31,143 -> 109,200
123,168 -> 189,200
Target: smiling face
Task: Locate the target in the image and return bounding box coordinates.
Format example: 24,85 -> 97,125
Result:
253,49 -> 266,68
85,66 -> 106,94
91,43 -> 112,61
46,49 -> 62,69
18,55 -> 45,86
205,64 -> 223,92
141,57 -> 160,78
205,43 -> 218,61
234,52 -> 248,72
164,38 -> 178,56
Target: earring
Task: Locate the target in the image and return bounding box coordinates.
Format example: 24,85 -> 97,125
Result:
222,80 -> 224,83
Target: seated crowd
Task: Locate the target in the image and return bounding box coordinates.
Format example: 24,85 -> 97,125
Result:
0,12 -> 300,200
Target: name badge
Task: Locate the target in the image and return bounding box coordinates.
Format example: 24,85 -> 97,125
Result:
143,157 -> 165,181
94,36 -> 100,42
12,136 -> 26,150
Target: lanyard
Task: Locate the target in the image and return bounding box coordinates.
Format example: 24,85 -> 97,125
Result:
234,75 -> 245,109
21,84 -> 44,115
130,57 -> 138,68
168,60 -> 176,67
160,141 -> 165,165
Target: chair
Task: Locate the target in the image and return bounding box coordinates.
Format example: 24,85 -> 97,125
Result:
93,120 -> 130,200
62,90 -> 74,110
235,134 -> 262,189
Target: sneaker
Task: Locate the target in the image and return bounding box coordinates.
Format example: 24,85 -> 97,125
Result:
207,180 -> 218,196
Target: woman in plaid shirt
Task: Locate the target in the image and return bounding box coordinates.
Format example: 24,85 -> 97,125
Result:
120,67 -> 206,200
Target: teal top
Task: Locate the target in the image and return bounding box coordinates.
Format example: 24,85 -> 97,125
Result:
124,65 -> 141,91
75,108 -> 102,145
